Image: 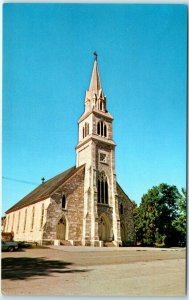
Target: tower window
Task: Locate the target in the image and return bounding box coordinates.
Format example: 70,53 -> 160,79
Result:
97,172 -> 109,204
83,127 -> 85,139
97,121 -> 107,137
97,122 -> 100,135
62,195 -> 66,209
99,100 -> 103,110
83,122 -> 89,138
104,124 -> 107,137
99,152 -> 107,163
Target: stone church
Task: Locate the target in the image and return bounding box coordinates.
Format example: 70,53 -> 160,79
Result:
5,55 -> 136,247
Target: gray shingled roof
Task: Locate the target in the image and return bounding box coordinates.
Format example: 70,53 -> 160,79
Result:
6,165 -> 84,214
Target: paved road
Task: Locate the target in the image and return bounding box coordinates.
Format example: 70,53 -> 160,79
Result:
1,246 -> 186,296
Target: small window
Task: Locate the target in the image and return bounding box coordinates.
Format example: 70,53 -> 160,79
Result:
83,122 -> 89,138
31,207 -> 35,230
6,216 -> 10,232
11,214 -> 15,232
99,152 -> 107,163
40,204 -> 45,229
97,122 -> 100,135
83,127 -> 85,139
23,209 -> 27,232
62,195 -> 66,209
17,211 -> 20,233
100,100 -> 103,110
104,125 -> 107,137
120,203 -> 124,215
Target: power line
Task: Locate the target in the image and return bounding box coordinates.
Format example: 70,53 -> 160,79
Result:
2,176 -> 38,186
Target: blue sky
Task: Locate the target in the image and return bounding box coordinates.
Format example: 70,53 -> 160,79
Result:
2,4 -> 187,215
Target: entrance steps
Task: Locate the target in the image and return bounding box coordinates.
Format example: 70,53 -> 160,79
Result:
104,241 -> 116,247
60,240 -> 72,246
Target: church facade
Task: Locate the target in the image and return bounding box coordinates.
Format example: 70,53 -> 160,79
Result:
5,56 -> 136,247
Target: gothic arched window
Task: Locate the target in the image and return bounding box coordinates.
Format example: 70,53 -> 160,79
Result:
104,124 -> 107,137
100,100 -> 103,111
23,209 -> 27,232
83,127 -> 85,139
6,215 -> 10,232
31,207 -> 35,230
83,122 -> 89,138
11,214 -> 15,232
62,195 -> 66,209
120,203 -> 124,215
97,121 -> 107,137
17,211 -> 20,233
97,172 -> 109,204
40,204 -> 44,229
97,122 -> 100,135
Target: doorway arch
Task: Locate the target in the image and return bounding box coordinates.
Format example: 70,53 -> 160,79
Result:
98,214 -> 111,242
56,215 -> 67,240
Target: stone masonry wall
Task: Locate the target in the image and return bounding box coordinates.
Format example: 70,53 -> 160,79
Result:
43,166 -> 85,243
117,184 -> 136,245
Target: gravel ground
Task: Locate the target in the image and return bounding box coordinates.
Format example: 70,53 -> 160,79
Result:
1,246 -> 186,296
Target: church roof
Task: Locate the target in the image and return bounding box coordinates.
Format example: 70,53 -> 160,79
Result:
6,165 -> 85,214
116,182 -> 135,207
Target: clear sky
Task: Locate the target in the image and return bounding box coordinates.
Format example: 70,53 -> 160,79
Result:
2,3 -> 187,215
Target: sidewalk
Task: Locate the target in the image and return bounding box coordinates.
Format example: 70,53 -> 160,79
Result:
49,245 -> 184,252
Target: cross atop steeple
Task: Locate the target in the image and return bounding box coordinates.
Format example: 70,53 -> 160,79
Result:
93,51 -> 98,61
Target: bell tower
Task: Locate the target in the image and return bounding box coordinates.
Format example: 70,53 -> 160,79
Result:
76,53 -> 121,246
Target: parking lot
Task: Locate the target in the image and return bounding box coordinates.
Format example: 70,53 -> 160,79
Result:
1,246 -> 186,296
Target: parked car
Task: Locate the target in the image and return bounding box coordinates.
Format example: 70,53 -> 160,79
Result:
17,241 -> 32,249
1,241 -> 19,252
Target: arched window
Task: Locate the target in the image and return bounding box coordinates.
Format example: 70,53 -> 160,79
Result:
97,122 -> 100,135
97,172 -> 109,204
23,209 -> 27,232
17,211 -> 20,233
6,216 -> 10,232
100,100 -> 103,110
40,204 -> 44,229
104,124 -> 107,137
100,121 -> 103,135
83,122 -> 89,138
105,181 -> 108,204
97,121 -> 107,137
120,203 -> 124,215
11,214 -> 15,232
62,195 -> 66,209
31,207 -> 35,230
83,127 -> 85,139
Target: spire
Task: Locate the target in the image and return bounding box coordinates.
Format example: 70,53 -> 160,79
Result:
89,52 -> 102,93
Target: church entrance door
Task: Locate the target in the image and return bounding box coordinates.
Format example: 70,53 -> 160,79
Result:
98,214 -> 111,241
56,217 -> 66,240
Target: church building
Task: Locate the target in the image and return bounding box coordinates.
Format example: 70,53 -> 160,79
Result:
5,55 -> 136,247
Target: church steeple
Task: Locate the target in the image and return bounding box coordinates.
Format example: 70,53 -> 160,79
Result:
76,54 -> 121,247
84,53 -> 106,113
89,52 -> 102,93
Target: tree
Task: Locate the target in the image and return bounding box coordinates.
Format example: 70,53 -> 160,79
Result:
134,183 -> 181,247
172,188 -> 186,246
